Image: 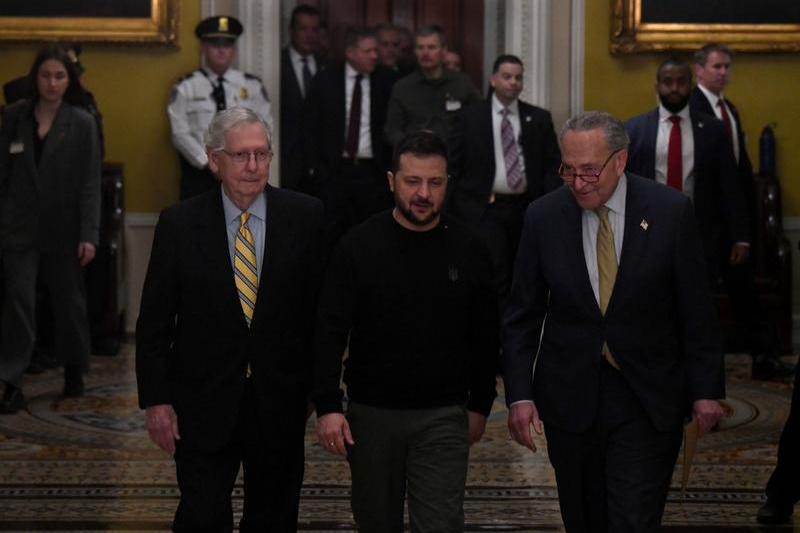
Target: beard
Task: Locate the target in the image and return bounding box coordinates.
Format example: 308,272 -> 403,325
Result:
658,92 -> 689,114
394,195 -> 440,227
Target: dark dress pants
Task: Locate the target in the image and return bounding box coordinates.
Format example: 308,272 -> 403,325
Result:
765,356 -> 800,505
0,248 -> 90,387
475,195 -> 528,310
172,379 -> 305,533
545,360 -> 683,533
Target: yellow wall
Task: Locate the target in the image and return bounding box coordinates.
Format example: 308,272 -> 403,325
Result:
0,1 -> 201,213
584,1 -> 800,216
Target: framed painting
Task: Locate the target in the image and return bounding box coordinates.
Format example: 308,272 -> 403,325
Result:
0,0 -> 178,45
611,0 -> 800,54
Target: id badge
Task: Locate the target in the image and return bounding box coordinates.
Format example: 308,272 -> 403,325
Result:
9,140 -> 23,154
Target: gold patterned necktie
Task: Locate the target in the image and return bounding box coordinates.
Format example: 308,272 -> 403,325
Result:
234,211 -> 258,327
596,205 -> 621,370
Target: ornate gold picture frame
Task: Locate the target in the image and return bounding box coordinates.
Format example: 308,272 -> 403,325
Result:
611,0 -> 800,54
0,0 -> 178,46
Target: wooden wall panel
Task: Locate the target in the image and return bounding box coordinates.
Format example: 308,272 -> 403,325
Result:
307,0 -> 484,86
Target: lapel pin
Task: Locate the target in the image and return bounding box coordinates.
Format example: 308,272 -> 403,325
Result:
525,115 -> 532,122
698,121 -> 704,128
640,219 -> 649,231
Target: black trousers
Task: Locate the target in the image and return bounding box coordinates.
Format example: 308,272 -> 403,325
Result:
179,155 -> 217,200
545,360 -> 683,533
475,195 -> 528,310
765,356 -> 800,505
172,380 -> 305,533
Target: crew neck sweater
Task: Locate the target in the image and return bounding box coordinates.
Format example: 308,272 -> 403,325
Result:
313,210 -> 498,416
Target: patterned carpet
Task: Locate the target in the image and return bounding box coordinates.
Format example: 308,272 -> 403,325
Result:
0,346 -> 796,532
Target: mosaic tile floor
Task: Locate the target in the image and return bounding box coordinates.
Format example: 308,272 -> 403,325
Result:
0,346 -> 796,532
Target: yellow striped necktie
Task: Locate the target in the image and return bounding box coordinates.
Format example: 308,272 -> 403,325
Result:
596,205 -> 621,370
234,211 -> 258,327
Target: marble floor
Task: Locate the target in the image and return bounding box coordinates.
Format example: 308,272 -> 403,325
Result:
0,346 -> 796,532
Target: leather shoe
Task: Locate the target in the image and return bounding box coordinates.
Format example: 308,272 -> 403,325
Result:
63,366 -> 85,398
752,356 -> 796,381
0,384 -> 26,414
757,498 -> 794,524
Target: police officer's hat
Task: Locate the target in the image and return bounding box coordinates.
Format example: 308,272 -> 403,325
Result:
195,16 -> 243,44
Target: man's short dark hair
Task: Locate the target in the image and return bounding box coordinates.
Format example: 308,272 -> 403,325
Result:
391,130 -> 449,173
289,4 -> 320,30
415,24 -> 447,48
656,56 -> 691,81
694,43 -> 734,66
493,54 -> 523,73
344,27 -> 375,49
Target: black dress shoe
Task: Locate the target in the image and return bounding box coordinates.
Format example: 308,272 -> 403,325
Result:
757,498 -> 794,524
752,356 -> 796,381
62,366 -> 85,398
0,385 -> 26,414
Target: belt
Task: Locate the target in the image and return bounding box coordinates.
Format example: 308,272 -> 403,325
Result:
488,192 -> 527,205
341,156 -> 375,166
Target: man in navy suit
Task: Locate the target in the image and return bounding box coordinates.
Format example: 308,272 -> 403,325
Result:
137,107 -> 324,532
503,111 -> 725,532
450,54 -> 561,306
304,27 -> 394,243
627,58 -> 786,380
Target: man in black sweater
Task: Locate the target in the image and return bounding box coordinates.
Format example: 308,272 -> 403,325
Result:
313,131 -> 498,532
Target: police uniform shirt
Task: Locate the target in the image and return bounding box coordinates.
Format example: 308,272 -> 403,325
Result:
168,67 -> 273,169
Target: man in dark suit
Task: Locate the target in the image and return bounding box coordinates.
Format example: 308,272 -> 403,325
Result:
136,107 -> 324,531
280,4 -> 323,192
626,58 -> 786,380
305,27 -> 394,243
690,43 -> 754,213
503,111 -> 725,532
450,54 -> 561,305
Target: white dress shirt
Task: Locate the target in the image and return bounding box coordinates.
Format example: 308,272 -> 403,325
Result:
697,83 -> 741,163
343,63 -> 373,158
491,94 -> 527,194
655,105 -> 695,202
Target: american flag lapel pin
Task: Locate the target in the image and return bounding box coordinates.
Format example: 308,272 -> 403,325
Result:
640,219 -> 649,231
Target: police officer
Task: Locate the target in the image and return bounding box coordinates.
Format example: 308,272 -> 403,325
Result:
168,16 -> 273,199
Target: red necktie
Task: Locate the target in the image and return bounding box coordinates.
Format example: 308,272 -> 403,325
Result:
717,99 -> 733,144
345,74 -> 363,158
667,115 -> 682,191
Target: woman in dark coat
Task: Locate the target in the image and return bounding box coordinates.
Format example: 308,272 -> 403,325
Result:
0,45 -> 101,412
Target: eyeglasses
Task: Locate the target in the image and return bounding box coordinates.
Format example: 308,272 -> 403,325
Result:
558,149 -> 622,184
218,149 -> 273,165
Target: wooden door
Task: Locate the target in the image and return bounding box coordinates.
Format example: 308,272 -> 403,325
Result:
300,0 -> 484,88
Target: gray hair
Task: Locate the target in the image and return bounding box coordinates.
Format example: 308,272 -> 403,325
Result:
559,111 -> 629,152
204,107 -> 271,151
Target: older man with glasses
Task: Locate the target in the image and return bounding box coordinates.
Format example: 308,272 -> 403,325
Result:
503,111 -> 725,533
137,107 -> 324,532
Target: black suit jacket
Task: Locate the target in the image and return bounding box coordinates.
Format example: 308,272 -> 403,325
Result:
0,100 -> 101,252
449,99 -> 561,223
689,86 -> 756,216
279,48 -> 324,190
136,186 -> 325,451
624,107 -> 750,268
303,63 -> 393,190
502,175 -> 724,433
